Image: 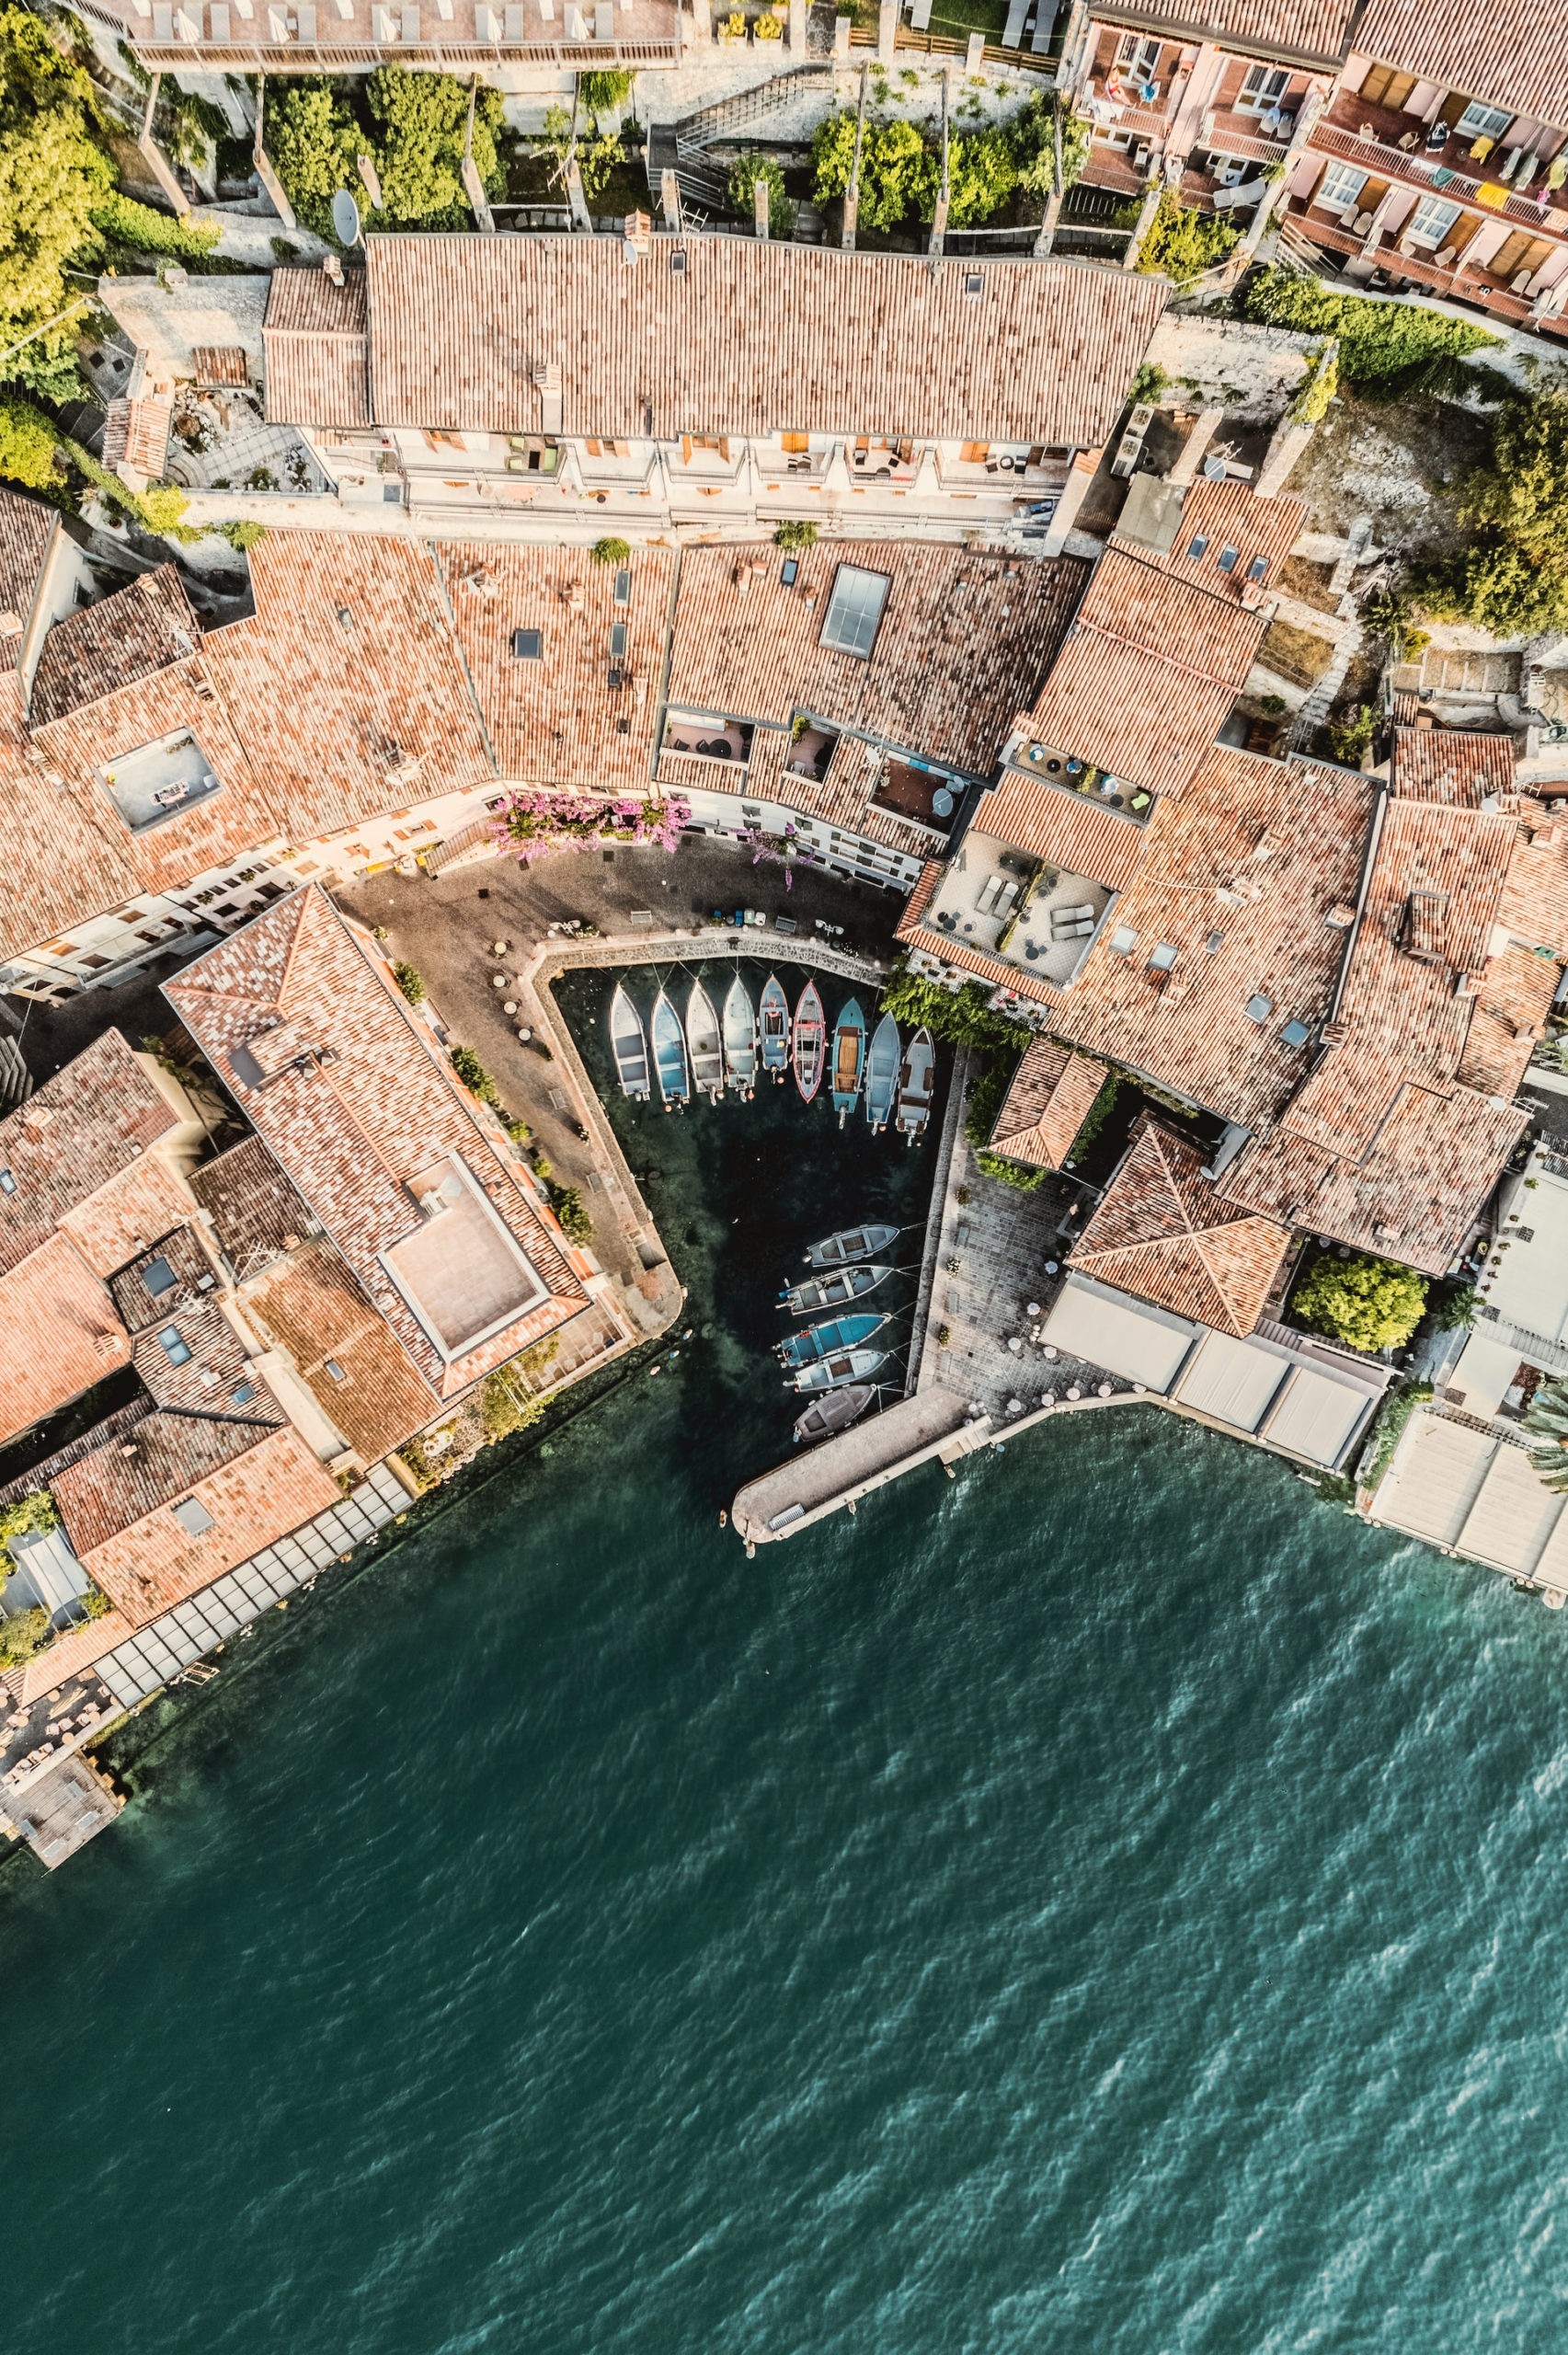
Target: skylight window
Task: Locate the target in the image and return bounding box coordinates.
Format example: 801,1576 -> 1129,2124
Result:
325,1359 -> 347,1382
171,1496 -> 215,1536
610,621 -> 628,661
1109,926 -> 1138,956
1247,555 -> 1268,582
1149,943 -> 1178,971
1245,991 -> 1274,1022
0,1168 -> 16,1194
1281,1017 -> 1311,1048
143,1255 -> 176,1297
511,629 -> 544,661
1217,545 -> 1240,573
157,1325 -> 192,1365
820,564 -> 891,660
229,1380 -> 257,1406
1186,534 -> 1208,561
613,569 -> 632,606
965,272 -> 984,295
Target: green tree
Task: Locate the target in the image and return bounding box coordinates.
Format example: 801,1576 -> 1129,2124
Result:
1292,1251 -> 1427,1351
773,519 -> 817,548
91,189 -> 220,260
727,149 -> 795,239
449,1042 -> 499,1105
879,965 -> 1030,1052
1525,1376 -> 1568,1492
811,112 -> 932,232
264,78 -> 361,237
1462,387 -> 1568,565
393,959 -> 425,1004
0,387 -> 62,488
548,1182 -> 593,1245
0,1487 -> 59,1561
1136,189 -> 1238,287
0,1604 -> 49,1667
0,5 -> 113,398
1010,90 -> 1089,200
925,125 -> 1017,228
538,103 -> 623,205
591,534 -> 631,564
367,65 -> 503,224
1236,265 -> 1499,386
578,68 -> 634,123
1416,540 -> 1568,639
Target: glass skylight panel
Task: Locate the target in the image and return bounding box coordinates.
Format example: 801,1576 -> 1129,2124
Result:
157,1326 -> 192,1365
171,1497 -> 215,1536
819,565 -> 891,661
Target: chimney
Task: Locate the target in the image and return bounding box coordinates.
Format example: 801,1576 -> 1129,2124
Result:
323,252 -> 344,285
1323,902 -> 1356,928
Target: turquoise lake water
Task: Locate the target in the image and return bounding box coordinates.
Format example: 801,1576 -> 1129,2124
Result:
6,971 -> 1568,2349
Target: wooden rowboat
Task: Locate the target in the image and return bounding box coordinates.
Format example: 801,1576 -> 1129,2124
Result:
780,1263 -> 894,1316
896,1026 -> 934,1143
864,1012 -> 900,1133
804,1223 -> 898,1268
608,984 -> 649,1099
722,973 -> 757,1095
686,977 -> 724,1099
830,997 -> 865,1126
650,988 -> 689,1110
776,1312 -> 887,1371
794,1384 -> 876,1444
793,979 -> 826,1103
759,972 -> 790,1080
793,1347 -> 888,1393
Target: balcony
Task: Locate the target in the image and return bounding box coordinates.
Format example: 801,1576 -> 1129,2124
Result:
924,831 -> 1114,991
1310,98 -> 1568,240
118,0 -> 681,67
1008,741 -> 1155,824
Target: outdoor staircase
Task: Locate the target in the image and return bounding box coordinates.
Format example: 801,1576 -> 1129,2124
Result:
0,1036 -> 33,1113
1288,619 -> 1365,750
647,68 -> 835,232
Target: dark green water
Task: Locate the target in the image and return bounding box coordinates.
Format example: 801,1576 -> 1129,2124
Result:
7,965 -> 1568,2349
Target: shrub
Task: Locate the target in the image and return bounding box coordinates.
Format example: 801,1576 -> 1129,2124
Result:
1011,90 -> 1089,198
773,519 -> 818,548
879,965 -> 1030,1053
264,77 -> 361,236
538,102 -> 624,204
591,535 -> 631,565
1414,541 -> 1568,639
0,1605 -> 49,1668
1292,1251 -> 1428,1351
812,112 -> 932,231
479,1368 -> 544,1438
548,1182 -> 593,1245
1236,265 -> 1500,385
0,391 -> 63,491
90,190 -> 220,259
449,1043 -> 499,1105
974,1148 -> 1047,1190
578,67 -> 634,119
727,150 -> 795,239
367,65 -> 504,223
1325,703 -> 1374,764
1356,1378 -> 1434,1489
0,1488 -> 60,1563
1127,361 -> 1169,406
930,125 -> 1018,230
217,519 -> 267,550
393,960 -> 425,1005
1136,190 -> 1238,287
1290,343 -> 1338,424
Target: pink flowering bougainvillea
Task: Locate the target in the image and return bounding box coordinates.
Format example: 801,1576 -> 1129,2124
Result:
488,791 -> 690,867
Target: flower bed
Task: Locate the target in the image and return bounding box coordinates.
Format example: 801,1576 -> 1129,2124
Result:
488,790 -> 689,866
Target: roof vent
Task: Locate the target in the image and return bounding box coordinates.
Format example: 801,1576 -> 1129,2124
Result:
670,248 -> 687,276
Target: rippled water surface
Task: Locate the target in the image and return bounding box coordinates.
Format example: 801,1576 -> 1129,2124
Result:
6,975 -> 1568,2350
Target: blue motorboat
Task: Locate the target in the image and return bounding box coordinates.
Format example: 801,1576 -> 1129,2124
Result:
777,1311 -> 887,1372
864,1013 -> 900,1132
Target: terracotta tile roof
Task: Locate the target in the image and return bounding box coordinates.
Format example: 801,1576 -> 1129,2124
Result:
1048,748 -> 1376,1126
190,345 -> 250,389
666,543 -> 1086,776
201,534 -> 495,846
1391,727 -> 1516,806
131,1296 -> 257,1412
187,1134 -> 320,1278
17,1607 -> 135,1702
0,1234 -> 132,1446
435,540 -> 673,795
58,1416 -> 340,1620
1221,1080 -> 1527,1276
333,236 -> 1168,448
1088,0 -> 1357,67
262,269 -> 371,428
1454,941 -> 1562,1096
28,569 -> 199,727
1017,546 -> 1267,799
1499,810 -> 1568,952
0,488 -> 54,668
976,774 -> 1148,890
0,1032 -> 182,1279
897,911 -> 1063,1009
1352,0 -> 1568,127
108,1223 -> 221,1334
240,1239 -> 441,1459
1111,477 -> 1306,600
165,888 -> 588,1400
990,1040 -> 1107,1168
101,394 -> 172,484
1070,1115 -> 1291,1335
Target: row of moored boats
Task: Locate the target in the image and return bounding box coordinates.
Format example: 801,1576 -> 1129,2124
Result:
610,973 -> 934,1140
784,1223 -> 904,1442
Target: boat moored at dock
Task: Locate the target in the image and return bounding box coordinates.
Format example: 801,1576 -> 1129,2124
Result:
896,1028 -> 934,1143
651,989 -> 689,1110
722,975 -> 758,1096
608,984 -> 650,1099
777,1312 -> 888,1372
793,1347 -> 889,1393
686,978 -> 725,1100
805,1223 -> 899,1268
759,973 -> 790,1081
793,980 -> 826,1104
794,1384 -> 877,1444
780,1262 -> 894,1316
830,998 -> 866,1126
864,1012 -> 901,1133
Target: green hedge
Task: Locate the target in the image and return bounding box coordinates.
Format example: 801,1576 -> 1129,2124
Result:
1236,264 -> 1499,385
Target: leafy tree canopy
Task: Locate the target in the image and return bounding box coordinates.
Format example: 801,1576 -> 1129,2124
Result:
268,70 -> 504,236
1236,264 -> 1499,385
879,966 -> 1031,1053
727,149 -> 795,240
1292,1250 -> 1428,1352
0,5 -> 112,397
1136,190 -> 1238,288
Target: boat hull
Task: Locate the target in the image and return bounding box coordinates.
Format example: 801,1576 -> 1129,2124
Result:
793,980 -> 826,1104
794,1384 -> 876,1444
793,1348 -> 888,1393
650,990 -> 689,1109
830,997 -> 865,1123
722,975 -> 758,1092
864,1013 -> 901,1132
759,972 -> 790,1077
686,979 -> 725,1098
608,985 -> 650,1099
896,1026 -> 935,1142
777,1312 -> 887,1370
781,1263 -> 893,1316
804,1223 -> 899,1268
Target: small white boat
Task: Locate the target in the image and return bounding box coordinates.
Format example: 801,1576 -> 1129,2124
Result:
780,1263 -> 894,1316
686,977 -> 725,1099
794,1384 -> 876,1444
864,1013 -> 900,1133
722,974 -> 757,1096
793,1347 -> 888,1394
896,1027 -> 934,1143
608,983 -> 649,1099
651,988 -> 689,1110
793,979 -> 826,1104
805,1223 -> 899,1269
760,973 -> 790,1080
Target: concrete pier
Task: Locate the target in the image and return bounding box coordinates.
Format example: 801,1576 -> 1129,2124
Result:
732,1387 -> 989,1544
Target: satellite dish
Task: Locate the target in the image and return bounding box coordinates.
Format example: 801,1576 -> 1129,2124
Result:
1202,454 -> 1228,480
331,189 -> 362,248
932,787 -> 955,819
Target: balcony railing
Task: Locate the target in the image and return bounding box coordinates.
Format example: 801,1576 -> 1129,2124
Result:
1308,117 -> 1568,242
